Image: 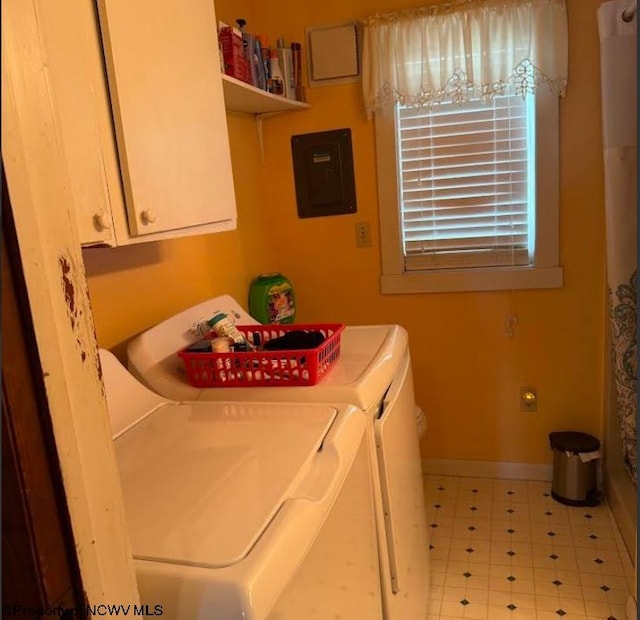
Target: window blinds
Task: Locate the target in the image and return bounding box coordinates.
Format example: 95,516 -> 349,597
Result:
397,94 -> 535,271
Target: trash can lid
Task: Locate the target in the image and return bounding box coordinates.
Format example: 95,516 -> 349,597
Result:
549,431 -> 600,454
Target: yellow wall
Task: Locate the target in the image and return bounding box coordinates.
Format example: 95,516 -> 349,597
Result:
87,0 -> 608,465
219,0 -> 608,464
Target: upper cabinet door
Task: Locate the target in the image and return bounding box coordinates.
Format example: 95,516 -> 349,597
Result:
96,0 -> 236,237
37,0 -> 117,247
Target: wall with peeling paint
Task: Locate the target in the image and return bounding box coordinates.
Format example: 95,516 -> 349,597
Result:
2,0 -> 141,598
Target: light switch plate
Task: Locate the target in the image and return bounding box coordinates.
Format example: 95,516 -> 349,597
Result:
355,222 -> 372,247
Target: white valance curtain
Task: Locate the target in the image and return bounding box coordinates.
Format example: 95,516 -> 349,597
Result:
362,0 -> 569,117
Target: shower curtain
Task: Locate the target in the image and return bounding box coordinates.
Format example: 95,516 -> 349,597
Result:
597,0 -> 637,486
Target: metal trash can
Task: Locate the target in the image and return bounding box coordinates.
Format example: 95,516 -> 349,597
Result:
548,431 -> 601,506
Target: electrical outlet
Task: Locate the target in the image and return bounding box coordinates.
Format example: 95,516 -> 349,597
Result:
355,221 -> 372,247
520,386 -> 538,412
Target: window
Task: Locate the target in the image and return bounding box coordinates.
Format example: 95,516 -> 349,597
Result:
375,87 -> 562,294
362,0 -> 568,293
399,94 -> 534,270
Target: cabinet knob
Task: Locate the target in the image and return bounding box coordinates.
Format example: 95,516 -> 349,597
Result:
93,211 -> 112,231
140,208 -> 157,225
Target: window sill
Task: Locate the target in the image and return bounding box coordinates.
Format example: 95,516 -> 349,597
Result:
380,266 -> 563,294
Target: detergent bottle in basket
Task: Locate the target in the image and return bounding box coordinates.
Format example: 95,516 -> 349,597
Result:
249,273 -> 296,324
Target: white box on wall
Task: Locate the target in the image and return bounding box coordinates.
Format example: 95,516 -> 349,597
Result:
306,21 -> 360,87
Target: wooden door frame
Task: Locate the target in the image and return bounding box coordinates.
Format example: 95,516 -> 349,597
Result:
3,169 -> 85,612
2,0 -> 139,603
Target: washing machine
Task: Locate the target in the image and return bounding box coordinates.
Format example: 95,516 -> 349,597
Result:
100,349 -> 383,620
127,295 -> 430,620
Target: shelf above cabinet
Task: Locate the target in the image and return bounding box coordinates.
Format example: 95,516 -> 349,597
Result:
222,74 -> 310,115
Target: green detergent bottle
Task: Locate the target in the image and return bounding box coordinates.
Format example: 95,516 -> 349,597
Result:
248,273 -> 296,324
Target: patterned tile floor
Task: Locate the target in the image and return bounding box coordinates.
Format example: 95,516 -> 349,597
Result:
424,475 -> 635,620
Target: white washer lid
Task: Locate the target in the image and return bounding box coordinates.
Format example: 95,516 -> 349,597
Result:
129,323 -> 407,410
114,401 -> 337,569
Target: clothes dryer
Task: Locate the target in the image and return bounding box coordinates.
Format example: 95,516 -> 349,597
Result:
127,295 -> 430,620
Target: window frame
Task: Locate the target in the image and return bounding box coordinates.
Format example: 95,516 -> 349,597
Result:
374,88 -> 563,294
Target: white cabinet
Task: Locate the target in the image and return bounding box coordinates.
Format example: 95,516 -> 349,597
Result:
97,0 -> 236,239
37,0 -> 118,246
37,0 -> 236,247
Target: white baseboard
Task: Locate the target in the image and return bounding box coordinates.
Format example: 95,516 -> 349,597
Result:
423,457 -> 552,481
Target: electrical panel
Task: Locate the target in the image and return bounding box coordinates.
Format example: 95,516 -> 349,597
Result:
291,128 -> 357,218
